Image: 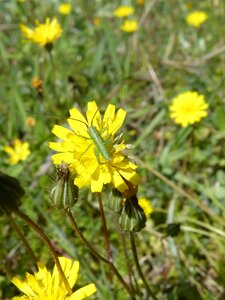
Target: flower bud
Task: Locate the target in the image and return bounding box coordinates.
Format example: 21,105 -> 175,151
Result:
0,172 -> 24,215
119,195 -> 146,232
109,189 -> 123,213
50,163 -> 78,209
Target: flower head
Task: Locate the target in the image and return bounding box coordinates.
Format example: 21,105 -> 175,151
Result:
113,5 -> 134,18
120,20 -> 139,32
186,11 -> 208,27
4,139 -> 30,165
12,256 -> 96,300
20,18 -> 62,48
58,3 -> 72,15
49,101 -> 140,193
169,91 -> 208,127
138,197 -> 153,218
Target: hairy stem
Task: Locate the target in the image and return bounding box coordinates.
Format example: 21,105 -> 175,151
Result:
9,213 -> 38,270
130,233 -> 158,300
15,209 -> 72,295
65,208 -> 135,299
97,192 -> 113,262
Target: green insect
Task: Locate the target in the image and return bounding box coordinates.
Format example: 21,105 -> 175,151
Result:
68,109 -> 116,164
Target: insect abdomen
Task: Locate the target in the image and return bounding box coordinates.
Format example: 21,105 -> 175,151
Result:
87,126 -> 111,161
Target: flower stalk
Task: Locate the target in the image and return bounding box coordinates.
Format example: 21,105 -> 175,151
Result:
14,208 -> 72,295
64,208 -> 136,299
9,213 -> 38,270
130,232 -> 158,300
97,192 -> 113,262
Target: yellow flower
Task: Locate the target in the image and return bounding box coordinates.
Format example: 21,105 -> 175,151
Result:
169,91 -> 208,127
120,20 -> 139,32
186,11 -> 208,27
49,101 -> 140,193
113,5 -> 135,18
138,197 -> 153,218
4,139 -> 30,165
20,18 -> 62,47
12,257 -> 97,300
58,3 -> 72,15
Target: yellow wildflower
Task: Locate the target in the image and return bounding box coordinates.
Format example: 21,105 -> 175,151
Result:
186,11 -> 208,27
4,139 -> 30,165
58,3 -> 72,15
49,101 -> 140,193
120,20 -> 139,32
12,256 -> 97,300
113,5 -> 135,18
138,197 -> 153,218
20,18 -> 62,48
169,91 -> 208,127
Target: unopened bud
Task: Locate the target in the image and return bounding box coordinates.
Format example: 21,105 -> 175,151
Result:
119,195 -> 146,232
109,189 -> 123,213
50,163 -> 78,209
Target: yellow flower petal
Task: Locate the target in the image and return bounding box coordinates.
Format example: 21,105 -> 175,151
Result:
49,101 -> 139,193
113,6 -> 135,18
4,139 -> 30,165
169,91 -> 208,127
186,11 -> 208,27
69,284 -> 97,300
20,18 -> 62,47
12,257 -> 97,300
86,101 -> 101,129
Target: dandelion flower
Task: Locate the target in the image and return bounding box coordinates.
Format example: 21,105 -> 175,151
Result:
169,91 -> 208,127
186,11 -> 208,27
58,3 -> 72,15
4,139 -> 30,165
113,5 -> 135,18
20,18 -> 62,48
12,256 -> 97,300
120,20 -> 139,32
49,101 -> 140,193
138,197 -> 153,218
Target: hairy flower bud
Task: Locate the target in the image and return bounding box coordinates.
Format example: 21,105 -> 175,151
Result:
119,195 -> 146,232
109,189 -> 123,213
0,172 -> 24,215
50,163 -> 78,209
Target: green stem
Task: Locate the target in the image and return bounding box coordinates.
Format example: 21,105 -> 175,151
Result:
130,233 -> 158,300
64,208 -> 135,300
9,213 -> 38,270
97,192 -> 113,262
15,209 -> 72,295
120,231 -> 137,295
